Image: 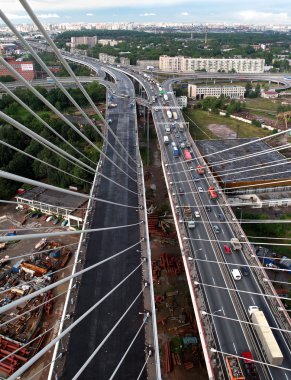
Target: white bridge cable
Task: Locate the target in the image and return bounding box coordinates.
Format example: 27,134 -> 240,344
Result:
171,177 -> 291,196
166,125 -> 290,167
17,0 -> 138,168
0,239 -> 142,314
209,348 -> 291,373
0,221 -> 142,244
0,60 -> 138,184
136,352 -> 151,380
187,254 -> 291,276
184,235 -> 291,246
109,320 -> 147,380
178,218 -> 291,225
0,111 -> 95,175
0,81 -> 96,167
0,140 -> 93,185
0,170 -> 139,210
193,280 -> 291,302
0,199 -> 92,211
7,259 -> 145,380
171,163 -> 291,187
0,242 -> 78,264
72,285 -> 147,379
176,199 -> 288,209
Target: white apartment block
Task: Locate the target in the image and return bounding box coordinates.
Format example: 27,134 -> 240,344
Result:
99,53 -> 117,64
177,96 -> 188,108
98,39 -> 121,47
159,55 -> 265,73
188,84 -> 245,99
71,36 -> 98,49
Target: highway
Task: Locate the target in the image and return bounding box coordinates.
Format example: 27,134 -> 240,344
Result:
61,64 -> 146,379
151,81 -> 291,379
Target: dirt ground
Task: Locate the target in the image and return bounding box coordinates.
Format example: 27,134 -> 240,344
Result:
207,123 -> 237,139
0,202 -> 80,380
144,138 -> 207,380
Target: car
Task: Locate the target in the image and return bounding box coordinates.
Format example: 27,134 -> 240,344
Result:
198,187 -> 203,193
218,213 -> 225,221
223,245 -> 231,254
183,136 -> 187,141
178,188 -> 185,195
53,218 -> 60,225
61,219 -> 68,227
213,225 -> 220,233
194,211 -> 200,218
206,206 -> 211,212
36,213 -> 42,219
176,133 -> 179,138
189,166 -> 195,171
231,269 -> 242,281
30,213 -> 38,218
171,142 -> 176,147
46,216 -> 54,222
240,266 -> 250,276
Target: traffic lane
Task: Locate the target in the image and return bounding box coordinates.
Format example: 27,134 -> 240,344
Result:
166,150 -> 251,355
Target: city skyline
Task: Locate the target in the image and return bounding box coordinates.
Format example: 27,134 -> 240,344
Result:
1,0 -> 291,25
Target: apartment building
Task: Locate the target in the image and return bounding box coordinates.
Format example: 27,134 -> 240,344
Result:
188,84 -> 245,99
71,36 -> 98,49
159,55 -> 265,73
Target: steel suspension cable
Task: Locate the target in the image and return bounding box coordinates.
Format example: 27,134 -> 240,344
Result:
0,240 -> 142,314
8,259 -> 145,380
0,170 -> 138,210
136,352 -> 151,380
109,320 -> 147,380
72,285 -> 147,379
17,0 -> 138,168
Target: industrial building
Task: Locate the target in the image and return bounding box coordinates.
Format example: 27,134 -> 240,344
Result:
196,138 -> 291,191
0,58 -> 35,80
159,55 -> 265,73
188,84 -> 245,99
15,187 -> 87,226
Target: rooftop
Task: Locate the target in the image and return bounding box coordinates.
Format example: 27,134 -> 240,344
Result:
196,138 -> 291,185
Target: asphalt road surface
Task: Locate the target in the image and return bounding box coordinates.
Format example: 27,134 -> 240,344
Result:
62,68 -> 146,380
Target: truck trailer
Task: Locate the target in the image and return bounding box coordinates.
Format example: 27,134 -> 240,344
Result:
184,205 -> 195,229
172,111 -> 178,120
248,306 -> 283,366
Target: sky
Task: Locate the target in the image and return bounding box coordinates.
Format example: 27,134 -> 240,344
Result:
1,0 -> 291,25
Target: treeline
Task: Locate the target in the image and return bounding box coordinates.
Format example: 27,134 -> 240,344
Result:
54,30 -> 291,65
0,82 -> 105,199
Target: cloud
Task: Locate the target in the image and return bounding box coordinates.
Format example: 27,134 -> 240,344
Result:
238,10 -> 291,24
181,12 -> 189,16
139,12 -> 156,17
37,13 -> 60,18
6,13 -> 30,19
86,13 -> 94,16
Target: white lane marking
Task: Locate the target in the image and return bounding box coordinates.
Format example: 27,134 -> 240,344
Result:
233,342 -> 237,354
212,277 -> 216,285
251,296 -> 255,305
221,307 -> 225,316
284,372 -> 289,380
197,233 -> 201,239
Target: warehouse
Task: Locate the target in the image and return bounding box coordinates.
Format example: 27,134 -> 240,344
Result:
196,138 -> 291,192
15,186 -> 87,226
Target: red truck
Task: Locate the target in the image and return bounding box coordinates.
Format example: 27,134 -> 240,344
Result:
208,186 -> 218,200
196,165 -> 205,175
241,352 -> 259,380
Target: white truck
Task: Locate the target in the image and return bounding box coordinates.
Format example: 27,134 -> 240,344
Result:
166,110 -> 172,119
172,111 -> 178,120
163,94 -> 168,101
248,306 -> 283,366
163,135 -> 169,145
230,237 -> 242,251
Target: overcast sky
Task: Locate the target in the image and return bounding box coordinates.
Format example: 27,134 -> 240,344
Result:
1,0 -> 291,24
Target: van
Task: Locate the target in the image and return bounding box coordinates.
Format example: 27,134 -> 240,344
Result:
231,269 -> 242,281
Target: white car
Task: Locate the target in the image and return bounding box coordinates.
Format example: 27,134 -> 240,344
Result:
194,211 -> 200,218
231,269 -> 242,281
198,187 -> 203,193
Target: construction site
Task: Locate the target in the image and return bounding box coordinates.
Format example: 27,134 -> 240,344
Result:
0,202 -> 78,379
142,120 -> 207,379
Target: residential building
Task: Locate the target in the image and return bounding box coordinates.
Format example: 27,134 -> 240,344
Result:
188,84 -> 245,99
261,90 -> 279,99
120,57 -> 130,65
98,39 -> 121,46
159,55 -> 265,73
71,36 -> 98,49
177,96 -> 187,108
99,53 -> 116,64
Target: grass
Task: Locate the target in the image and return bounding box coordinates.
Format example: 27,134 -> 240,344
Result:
243,97 -> 279,112
184,109 -> 271,140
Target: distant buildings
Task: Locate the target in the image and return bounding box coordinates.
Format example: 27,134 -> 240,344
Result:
136,60 -> 159,69
97,39 -> 121,46
177,96 -> 188,108
261,90 -> 279,99
71,36 -> 98,49
0,58 -> 35,80
159,55 -> 265,73
188,84 -> 245,99
99,53 -> 130,65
